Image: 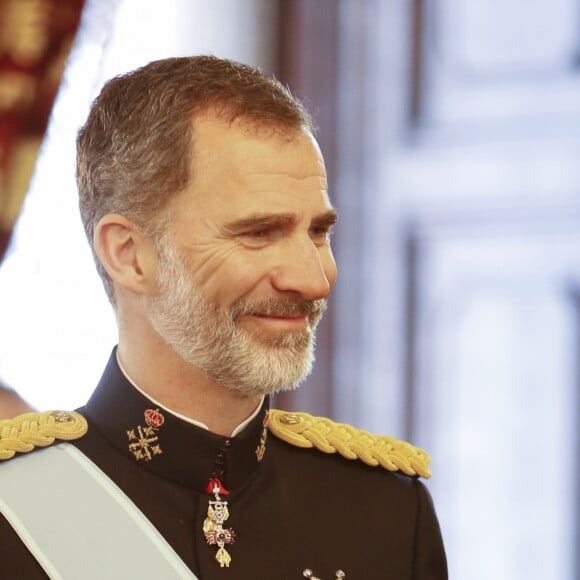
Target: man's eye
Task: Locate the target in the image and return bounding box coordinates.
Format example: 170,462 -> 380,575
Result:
237,228 -> 276,244
310,226 -> 334,241
246,228 -> 271,238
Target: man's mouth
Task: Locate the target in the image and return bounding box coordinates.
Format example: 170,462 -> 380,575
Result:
233,298 -> 325,321
247,312 -> 311,332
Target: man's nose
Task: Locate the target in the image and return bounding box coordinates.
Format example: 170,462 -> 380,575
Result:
270,239 -> 336,301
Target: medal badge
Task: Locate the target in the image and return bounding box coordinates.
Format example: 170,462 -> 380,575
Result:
203,478 -> 236,568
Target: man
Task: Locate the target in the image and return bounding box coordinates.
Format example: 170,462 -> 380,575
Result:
0,56 -> 447,578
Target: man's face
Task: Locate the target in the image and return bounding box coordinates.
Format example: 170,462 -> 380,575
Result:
146,115 -> 337,397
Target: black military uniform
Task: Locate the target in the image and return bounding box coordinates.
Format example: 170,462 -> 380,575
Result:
0,351 -> 447,579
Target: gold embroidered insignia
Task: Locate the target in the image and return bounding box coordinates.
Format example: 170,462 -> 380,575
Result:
127,409 -> 165,462
268,409 -> 432,478
0,411 -> 88,461
255,410 -> 269,462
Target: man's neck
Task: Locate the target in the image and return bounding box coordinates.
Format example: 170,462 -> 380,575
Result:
116,341 -> 262,437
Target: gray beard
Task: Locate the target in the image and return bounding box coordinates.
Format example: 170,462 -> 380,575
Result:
146,240 -> 326,397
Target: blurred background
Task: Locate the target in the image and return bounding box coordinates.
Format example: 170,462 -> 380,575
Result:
0,0 -> 578,578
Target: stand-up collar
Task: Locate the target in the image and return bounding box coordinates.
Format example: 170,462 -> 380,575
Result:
83,350 -> 270,493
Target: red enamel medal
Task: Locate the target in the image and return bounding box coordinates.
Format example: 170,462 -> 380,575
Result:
203,478 -> 236,568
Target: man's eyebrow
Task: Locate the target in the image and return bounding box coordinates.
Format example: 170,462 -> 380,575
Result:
222,213 -> 296,233
223,209 -> 338,234
311,209 -> 339,228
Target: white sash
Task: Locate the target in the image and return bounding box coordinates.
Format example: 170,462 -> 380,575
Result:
0,443 -> 197,579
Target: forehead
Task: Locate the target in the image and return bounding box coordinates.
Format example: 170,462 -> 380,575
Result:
169,114 -> 331,220
193,114 -> 324,174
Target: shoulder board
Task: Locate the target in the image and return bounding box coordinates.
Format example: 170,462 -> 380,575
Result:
0,410 -> 88,461
268,409 -> 431,478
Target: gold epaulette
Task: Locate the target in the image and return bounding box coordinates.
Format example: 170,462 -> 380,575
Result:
268,410 -> 431,478
0,411 -> 88,461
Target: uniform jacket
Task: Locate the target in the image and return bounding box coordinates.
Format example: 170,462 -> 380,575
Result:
0,352 -> 447,579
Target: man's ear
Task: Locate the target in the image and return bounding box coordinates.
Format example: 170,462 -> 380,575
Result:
93,214 -> 157,295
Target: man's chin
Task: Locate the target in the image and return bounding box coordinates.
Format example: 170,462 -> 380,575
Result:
238,324 -> 312,349
210,342 -> 315,397
223,366 -> 313,398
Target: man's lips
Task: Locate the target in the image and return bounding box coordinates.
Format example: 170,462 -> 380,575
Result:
231,298 -> 326,331
246,313 -> 310,331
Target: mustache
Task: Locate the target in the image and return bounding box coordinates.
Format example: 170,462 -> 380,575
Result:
230,298 -> 327,318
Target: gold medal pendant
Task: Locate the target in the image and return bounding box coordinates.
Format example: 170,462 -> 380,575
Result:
203,478 -> 236,568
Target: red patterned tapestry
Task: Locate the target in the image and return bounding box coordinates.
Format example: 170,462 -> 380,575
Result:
0,0 -> 85,262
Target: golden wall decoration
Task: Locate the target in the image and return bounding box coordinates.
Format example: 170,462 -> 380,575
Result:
0,0 -> 85,261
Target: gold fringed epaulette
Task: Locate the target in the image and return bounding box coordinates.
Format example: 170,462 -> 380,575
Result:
268,409 -> 431,478
0,411 -> 88,461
